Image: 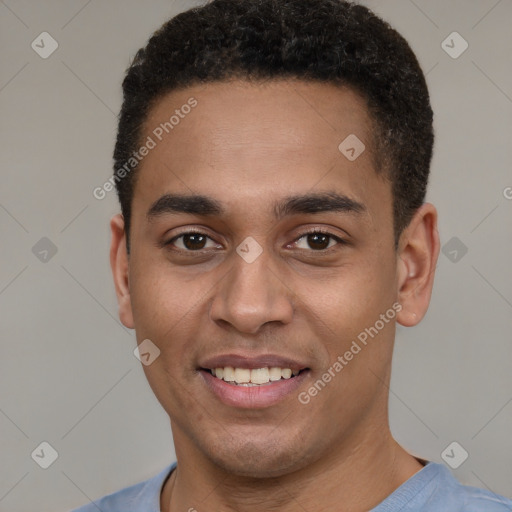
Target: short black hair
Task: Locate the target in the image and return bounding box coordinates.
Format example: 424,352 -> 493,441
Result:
114,0 -> 434,252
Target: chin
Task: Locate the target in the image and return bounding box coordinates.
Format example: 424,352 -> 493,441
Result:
203,429 -> 313,479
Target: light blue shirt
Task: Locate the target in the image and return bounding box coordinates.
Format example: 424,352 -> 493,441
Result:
71,460 -> 512,511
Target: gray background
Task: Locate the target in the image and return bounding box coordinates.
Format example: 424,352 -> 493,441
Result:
1,1 -> 511,510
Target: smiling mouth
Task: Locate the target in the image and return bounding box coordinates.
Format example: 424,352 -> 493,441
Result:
201,367 -> 307,386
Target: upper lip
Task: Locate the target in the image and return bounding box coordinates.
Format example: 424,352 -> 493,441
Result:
199,353 -> 309,372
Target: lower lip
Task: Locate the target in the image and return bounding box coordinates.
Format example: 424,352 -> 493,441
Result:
199,369 -> 309,409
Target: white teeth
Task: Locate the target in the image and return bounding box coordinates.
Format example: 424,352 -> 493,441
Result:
234,368 -> 251,384
223,366 -> 235,382
250,368 -> 269,384
281,368 -> 292,379
210,366 -> 301,385
269,367 -> 282,381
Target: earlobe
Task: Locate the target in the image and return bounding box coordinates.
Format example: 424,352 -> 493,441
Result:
110,214 -> 135,329
395,203 -> 440,328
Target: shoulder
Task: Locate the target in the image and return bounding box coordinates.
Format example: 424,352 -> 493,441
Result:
418,462 -> 512,511
69,462 -> 176,512
373,461 -> 512,512
456,483 -> 512,511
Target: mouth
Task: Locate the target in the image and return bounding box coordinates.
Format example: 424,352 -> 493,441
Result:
201,366 -> 307,386
198,356 -> 311,408
197,354 -> 311,408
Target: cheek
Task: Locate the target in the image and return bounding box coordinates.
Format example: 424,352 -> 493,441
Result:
129,254 -> 201,334
127,269 -> 205,390
325,279 -> 397,388
303,260 -> 395,343
307,279 -> 396,414
131,266 -> 206,409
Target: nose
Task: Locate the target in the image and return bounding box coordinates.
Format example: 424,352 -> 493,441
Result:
209,250 -> 294,334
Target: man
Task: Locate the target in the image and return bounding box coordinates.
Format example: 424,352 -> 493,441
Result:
74,0 -> 512,510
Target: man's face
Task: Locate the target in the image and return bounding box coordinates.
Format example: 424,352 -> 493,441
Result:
119,80 -> 404,477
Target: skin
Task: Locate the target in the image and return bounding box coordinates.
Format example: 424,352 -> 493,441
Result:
110,79 -> 440,512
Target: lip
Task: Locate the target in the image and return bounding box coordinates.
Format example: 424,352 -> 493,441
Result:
198,353 -> 309,372
200,368 -> 310,409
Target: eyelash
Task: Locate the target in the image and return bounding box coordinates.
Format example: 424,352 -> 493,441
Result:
292,228 -> 347,250
164,228 -> 347,252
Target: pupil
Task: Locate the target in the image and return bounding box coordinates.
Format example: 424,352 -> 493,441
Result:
308,233 -> 329,250
184,234 -> 206,250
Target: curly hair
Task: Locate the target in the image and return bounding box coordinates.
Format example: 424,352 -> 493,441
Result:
114,0 -> 434,252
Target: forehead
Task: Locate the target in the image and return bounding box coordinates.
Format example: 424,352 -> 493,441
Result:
134,79 -> 391,227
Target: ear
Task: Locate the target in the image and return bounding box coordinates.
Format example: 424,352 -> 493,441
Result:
110,214 -> 135,329
395,202 -> 440,327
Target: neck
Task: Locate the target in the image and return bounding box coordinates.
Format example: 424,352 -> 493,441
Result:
161,424 -> 423,512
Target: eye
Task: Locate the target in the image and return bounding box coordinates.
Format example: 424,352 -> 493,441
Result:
167,232 -> 220,251
293,231 -> 345,251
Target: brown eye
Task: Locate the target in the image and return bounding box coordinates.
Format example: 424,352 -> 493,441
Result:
306,233 -> 330,250
167,232 -> 219,251
295,231 -> 344,251
182,233 -> 207,250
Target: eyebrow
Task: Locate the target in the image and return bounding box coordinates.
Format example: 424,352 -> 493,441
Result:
146,192 -> 367,221
147,194 -> 223,220
273,192 -> 367,219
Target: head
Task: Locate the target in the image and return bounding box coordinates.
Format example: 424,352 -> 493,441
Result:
110,0 -> 439,478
